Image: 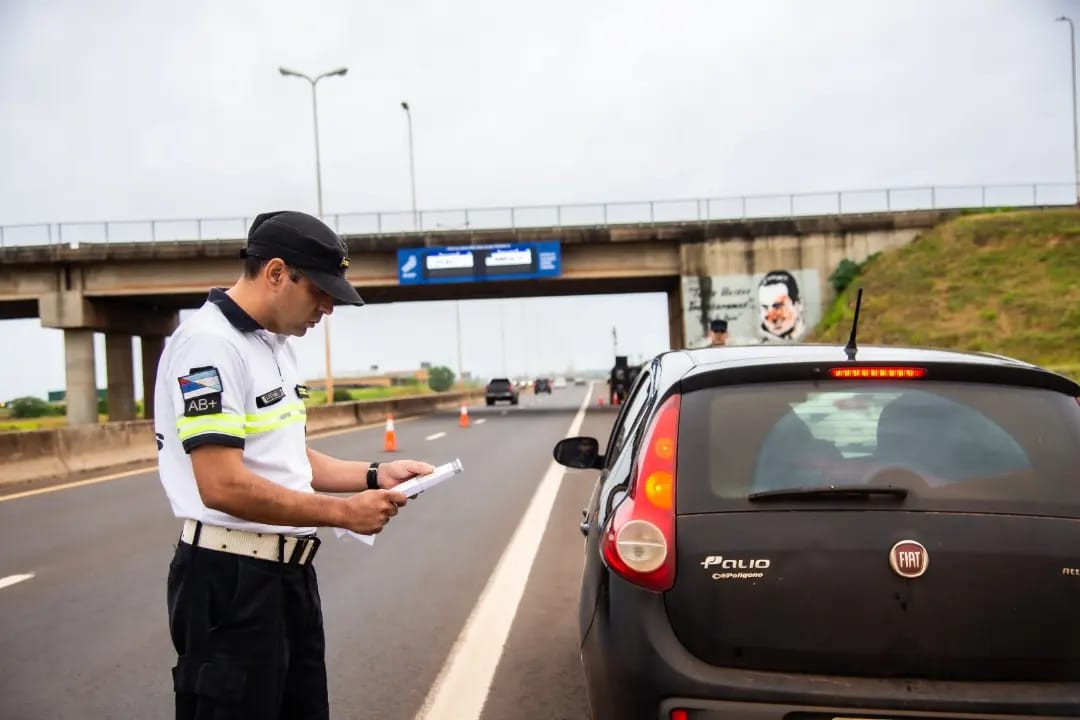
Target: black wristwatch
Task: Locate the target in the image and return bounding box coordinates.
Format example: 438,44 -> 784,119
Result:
366,462 -> 381,490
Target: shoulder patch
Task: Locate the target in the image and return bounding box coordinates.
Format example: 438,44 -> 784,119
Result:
179,367 -> 222,399
179,367 -> 223,417
256,386 -> 286,408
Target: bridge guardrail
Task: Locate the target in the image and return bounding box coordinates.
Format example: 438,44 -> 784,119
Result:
0,182 -> 1076,249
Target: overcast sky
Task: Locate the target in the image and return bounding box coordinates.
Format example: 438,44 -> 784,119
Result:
0,0 -> 1076,401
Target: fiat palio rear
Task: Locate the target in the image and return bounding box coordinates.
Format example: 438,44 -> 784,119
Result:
559,346 -> 1080,719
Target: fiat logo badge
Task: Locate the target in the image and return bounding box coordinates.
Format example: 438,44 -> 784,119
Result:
889,540 -> 928,578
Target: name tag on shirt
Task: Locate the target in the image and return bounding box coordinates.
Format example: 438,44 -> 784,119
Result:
256,387 -> 286,408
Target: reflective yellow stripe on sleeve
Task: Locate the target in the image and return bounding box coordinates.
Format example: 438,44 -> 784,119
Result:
176,413 -> 246,442
244,401 -> 307,436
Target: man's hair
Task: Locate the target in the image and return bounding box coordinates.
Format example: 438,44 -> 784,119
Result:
759,270 -> 800,303
243,255 -> 302,282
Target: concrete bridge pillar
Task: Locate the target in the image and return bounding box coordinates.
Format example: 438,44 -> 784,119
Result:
105,333 -> 136,421
140,335 -> 165,420
64,329 -> 98,425
40,281 -> 178,425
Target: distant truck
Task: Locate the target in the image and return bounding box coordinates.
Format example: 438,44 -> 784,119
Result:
608,355 -> 642,405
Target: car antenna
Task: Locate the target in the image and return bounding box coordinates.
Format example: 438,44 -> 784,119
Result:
844,287 -> 864,362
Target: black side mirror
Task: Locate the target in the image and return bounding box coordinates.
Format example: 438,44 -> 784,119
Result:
553,436 -> 603,469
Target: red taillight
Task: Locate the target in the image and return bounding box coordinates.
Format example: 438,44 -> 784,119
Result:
670,710 -> 688,720
601,394 -> 680,592
830,366 -> 927,379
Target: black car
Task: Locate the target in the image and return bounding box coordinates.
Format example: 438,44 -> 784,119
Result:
535,378 -> 552,394
554,344 -> 1080,719
485,377 -> 519,406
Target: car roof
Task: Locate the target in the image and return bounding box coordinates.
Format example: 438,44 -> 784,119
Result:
664,344 -> 1079,396
683,344 -> 1036,369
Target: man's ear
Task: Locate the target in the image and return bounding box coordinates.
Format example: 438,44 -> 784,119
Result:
264,258 -> 288,287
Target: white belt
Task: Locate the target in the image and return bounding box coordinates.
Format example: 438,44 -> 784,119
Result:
180,519 -> 320,565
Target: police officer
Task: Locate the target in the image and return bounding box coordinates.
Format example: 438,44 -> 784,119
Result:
155,210 -> 434,719
707,318 -> 729,347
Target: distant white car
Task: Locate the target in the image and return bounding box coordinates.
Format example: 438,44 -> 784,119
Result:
553,377 -> 568,389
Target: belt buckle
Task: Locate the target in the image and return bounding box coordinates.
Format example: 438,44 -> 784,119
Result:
288,535 -> 321,565
301,535 -> 321,565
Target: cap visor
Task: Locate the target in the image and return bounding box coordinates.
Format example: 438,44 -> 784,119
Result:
306,270 -> 365,306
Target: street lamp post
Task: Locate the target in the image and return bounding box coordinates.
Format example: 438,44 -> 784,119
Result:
279,65 -> 347,405
1058,16 -> 1079,205
400,101 -> 419,231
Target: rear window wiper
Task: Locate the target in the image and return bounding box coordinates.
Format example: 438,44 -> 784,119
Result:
748,486 -> 909,502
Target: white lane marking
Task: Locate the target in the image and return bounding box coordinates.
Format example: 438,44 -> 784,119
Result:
417,384 -> 593,720
0,573 -> 34,591
0,466 -> 156,502
474,419 -> 486,425
425,432 -> 447,441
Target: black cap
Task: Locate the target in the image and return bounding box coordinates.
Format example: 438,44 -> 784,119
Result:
709,319 -> 728,333
242,211 -> 364,306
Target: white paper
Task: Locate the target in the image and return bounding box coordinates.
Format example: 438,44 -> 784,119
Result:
333,459 -> 464,547
391,458 -> 464,497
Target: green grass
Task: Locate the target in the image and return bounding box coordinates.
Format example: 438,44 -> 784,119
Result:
810,208 -> 1080,371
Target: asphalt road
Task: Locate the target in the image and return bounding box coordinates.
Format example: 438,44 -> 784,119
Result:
0,384 -> 616,720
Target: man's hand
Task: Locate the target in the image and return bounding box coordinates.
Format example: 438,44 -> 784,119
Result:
377,459 -> 435,489
340,489 -> 408,534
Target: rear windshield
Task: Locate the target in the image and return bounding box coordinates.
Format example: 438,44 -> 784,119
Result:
678,381 -> 1080,516
488,379 -> 512,388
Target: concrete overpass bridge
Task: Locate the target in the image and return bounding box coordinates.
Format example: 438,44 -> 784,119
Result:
1,182 -> 1074,424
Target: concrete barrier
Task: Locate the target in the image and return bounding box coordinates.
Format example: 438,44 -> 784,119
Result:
0,389 -> 485,490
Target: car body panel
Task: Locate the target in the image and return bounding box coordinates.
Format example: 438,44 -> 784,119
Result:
670,510 -> 1080,680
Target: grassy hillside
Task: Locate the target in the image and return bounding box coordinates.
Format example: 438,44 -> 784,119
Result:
809,208 -> 1080,380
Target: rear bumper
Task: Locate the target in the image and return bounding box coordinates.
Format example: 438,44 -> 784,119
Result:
581,575 -> 1080,720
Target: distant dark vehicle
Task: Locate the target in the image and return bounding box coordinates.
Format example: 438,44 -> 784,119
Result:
608,355 -> 641,405
485,378 -> 519,406
554,344 -> 1080,719
534,378 -> 552,394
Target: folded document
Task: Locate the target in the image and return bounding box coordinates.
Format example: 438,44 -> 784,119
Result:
334,458 -> 464,546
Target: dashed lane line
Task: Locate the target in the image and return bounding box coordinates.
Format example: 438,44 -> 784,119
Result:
416,384 -> 593,720
0,573 -> 35,591
425,432 -> 447,441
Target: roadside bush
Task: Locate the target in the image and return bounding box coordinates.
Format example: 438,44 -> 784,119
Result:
10,396 -> 60,418
428,366 -> 455,392
332,388 -> 352,402
828,259 -> 860,294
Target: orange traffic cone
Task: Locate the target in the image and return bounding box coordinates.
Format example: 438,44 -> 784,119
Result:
383,414 -> 397,451
459,404 -> 470,428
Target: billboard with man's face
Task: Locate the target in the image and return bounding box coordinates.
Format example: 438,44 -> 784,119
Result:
682,268 -> 821,348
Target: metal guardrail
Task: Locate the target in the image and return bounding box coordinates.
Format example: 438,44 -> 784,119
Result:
0,182 -> 1076,249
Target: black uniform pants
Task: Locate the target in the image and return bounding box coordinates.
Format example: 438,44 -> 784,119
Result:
166,541 -> 329,720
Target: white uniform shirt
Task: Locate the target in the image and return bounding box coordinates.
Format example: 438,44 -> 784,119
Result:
154,289 -> 315,535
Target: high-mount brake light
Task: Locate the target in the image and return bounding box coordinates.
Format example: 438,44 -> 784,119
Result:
601,394 -> 680,591
830,366 -> 927,379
